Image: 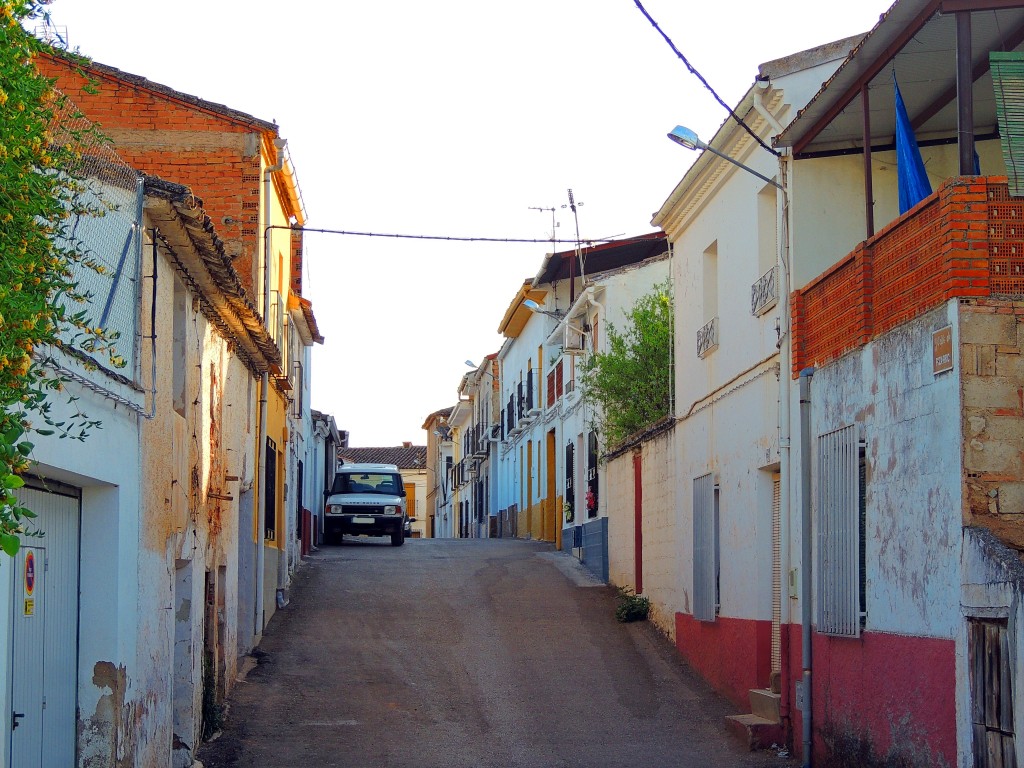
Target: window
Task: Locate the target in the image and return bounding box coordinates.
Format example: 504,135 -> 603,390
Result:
757,182 -> 778,277
264,437 -> 278,540
816,424 -> 864,637
565,441 -> 575,521
703,241 -> 719,324
586,430 -> 599,518
693,473 -> 719,622
172,275 -> 187,416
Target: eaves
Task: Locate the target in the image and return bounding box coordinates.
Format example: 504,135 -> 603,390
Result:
143,177 -> 281,375
652,90 -> 781,239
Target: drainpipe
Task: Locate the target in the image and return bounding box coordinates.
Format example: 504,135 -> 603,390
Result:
799,366 -> 816,768
777,150 -> 794,735
255,136 -> 287,641
752,77 -> 784,135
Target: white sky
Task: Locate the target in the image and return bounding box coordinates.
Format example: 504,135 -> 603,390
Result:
45,0 -> 892,447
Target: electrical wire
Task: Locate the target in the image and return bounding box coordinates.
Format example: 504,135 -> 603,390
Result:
284,226 -> 612,245
631,0 -> 780,158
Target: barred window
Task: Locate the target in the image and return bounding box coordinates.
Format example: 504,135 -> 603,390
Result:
816,424 -> 865,637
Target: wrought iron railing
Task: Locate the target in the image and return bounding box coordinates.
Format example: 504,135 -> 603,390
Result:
696,316 -> 719,358
751,266 -> 778,316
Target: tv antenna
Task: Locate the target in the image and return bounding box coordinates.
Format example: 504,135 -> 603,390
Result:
528,206 -> 558,245
562,189 -> 585,302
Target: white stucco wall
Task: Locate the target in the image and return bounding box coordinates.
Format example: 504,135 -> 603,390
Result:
796,301 -> 963,640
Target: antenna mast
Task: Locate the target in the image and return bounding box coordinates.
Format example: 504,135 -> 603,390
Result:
562,189 -> 584,303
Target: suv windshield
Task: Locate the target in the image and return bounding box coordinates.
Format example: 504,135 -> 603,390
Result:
331,473 -> 403,496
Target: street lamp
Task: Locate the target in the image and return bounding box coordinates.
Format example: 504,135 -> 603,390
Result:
669,121 -> 806,760
523,299 -> 565,319
668,125 -> 782,190
465,360 -> 497,381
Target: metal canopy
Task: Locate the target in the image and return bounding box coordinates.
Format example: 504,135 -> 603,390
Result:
776,0 -> 1024,157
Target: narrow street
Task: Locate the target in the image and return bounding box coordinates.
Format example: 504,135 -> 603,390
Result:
197,538 -> 790,768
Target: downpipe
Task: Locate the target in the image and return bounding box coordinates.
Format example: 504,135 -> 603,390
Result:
799,366 -> 816,768
255,137 -> 287,640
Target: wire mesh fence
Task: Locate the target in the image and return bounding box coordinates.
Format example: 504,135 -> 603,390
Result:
51,91 -> 143,382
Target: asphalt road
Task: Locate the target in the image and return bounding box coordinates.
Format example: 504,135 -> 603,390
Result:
197,538 -> 792,768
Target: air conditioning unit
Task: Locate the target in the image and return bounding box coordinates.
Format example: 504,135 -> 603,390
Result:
564,324 -> 586,355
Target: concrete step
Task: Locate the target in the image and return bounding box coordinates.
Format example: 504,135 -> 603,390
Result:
749,687 -> 781,723
725,713 -> 785,752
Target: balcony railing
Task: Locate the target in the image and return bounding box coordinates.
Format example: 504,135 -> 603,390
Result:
751,266 -> 778,316
697,316 -> 719,358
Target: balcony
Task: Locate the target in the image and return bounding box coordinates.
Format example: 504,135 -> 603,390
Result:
697,317 -> 719,358
751,266 -> 778,316
791,177 -> 1024,377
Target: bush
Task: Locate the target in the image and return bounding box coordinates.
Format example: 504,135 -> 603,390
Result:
615,587 -> 650,623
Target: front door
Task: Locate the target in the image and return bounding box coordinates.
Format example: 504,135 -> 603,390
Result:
11,545 -> 46,768
10,484 -> 81,767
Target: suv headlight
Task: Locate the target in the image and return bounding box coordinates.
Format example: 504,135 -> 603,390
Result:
384,505 -> 397,514
328,505 -> 343,515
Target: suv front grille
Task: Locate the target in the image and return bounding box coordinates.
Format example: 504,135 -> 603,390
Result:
341,505 -> 389,515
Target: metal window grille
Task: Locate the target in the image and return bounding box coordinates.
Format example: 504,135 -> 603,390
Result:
693,473 -> 718,622
816,424 -> 861,637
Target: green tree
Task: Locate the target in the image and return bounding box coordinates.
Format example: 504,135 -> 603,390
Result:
0,1 -> 121,555
580,279 -> 673,450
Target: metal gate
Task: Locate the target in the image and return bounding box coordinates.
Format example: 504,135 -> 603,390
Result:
10,483 -> 81,768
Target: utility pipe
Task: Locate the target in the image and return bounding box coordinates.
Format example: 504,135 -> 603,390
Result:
752,78 -> 784,135
776,151 -> 794,735
255,137 -> 287,641
799,366 -> 816,768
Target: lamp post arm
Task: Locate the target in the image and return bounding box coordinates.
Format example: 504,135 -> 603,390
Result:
700,143 -> 783,190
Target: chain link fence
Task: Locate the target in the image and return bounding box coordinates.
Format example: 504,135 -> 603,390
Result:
52,91 -> 144,382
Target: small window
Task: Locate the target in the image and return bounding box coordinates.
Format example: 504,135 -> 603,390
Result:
172,275 -> 187,416
693,473 -> 719,622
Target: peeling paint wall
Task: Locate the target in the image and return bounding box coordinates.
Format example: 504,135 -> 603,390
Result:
799,301 -> 963,764
132,220 -> 254,767
810,301 -> 962,638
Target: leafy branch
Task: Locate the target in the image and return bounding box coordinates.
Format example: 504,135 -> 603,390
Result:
579,279 -> 673,451
0,1 -> 123,554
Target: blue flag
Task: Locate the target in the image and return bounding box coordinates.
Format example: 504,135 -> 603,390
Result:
895,75 -> 932,214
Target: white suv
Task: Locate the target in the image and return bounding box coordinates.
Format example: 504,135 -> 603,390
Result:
323,463 -> 410,546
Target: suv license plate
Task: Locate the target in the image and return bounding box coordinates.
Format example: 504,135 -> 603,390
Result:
352,516 -> 374,524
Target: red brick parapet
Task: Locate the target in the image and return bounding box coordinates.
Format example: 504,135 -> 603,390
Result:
791,176 -> 1022,377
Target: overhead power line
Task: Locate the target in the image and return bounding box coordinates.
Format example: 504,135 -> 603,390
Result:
632,0 -> 780,158
270,225 -> 614,245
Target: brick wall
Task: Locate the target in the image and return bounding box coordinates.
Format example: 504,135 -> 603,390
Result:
37,54 -> 267,295
792,177 -> 1022,377
607,427 -> 678,639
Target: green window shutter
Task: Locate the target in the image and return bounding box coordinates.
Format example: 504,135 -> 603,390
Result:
991,52 -> 1024,196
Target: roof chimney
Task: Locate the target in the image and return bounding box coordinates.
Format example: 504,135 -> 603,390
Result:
402,441 -> 412,448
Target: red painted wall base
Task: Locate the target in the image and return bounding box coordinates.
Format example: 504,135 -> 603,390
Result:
674,615 -> 957,765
